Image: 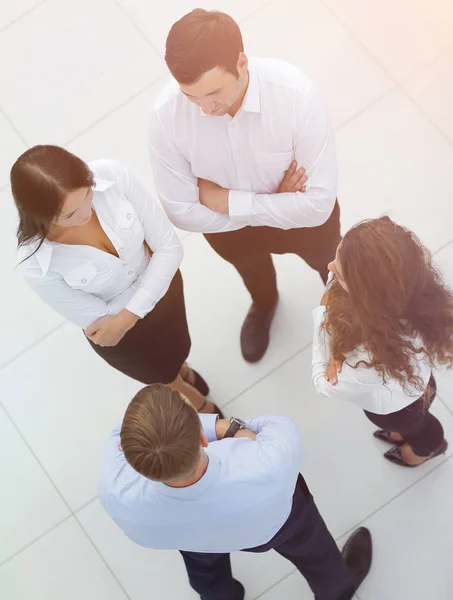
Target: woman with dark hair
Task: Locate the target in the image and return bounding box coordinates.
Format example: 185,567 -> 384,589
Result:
12,145 -> 220,415
312,216 -> 453,467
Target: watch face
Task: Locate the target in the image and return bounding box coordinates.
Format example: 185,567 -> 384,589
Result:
231,417 -> 246,428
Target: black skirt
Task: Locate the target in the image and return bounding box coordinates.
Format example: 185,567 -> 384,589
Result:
86,270 -> 191,384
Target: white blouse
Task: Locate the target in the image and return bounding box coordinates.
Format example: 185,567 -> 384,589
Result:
311,306 -> 432,415
17,159 -> 183,330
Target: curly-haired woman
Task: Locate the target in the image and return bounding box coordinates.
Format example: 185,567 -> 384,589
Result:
312,216 -> 453,467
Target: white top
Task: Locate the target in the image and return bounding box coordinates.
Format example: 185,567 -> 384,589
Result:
311,306 -> 432,414
99,413 -> 303,553
149,57 -> 337,233
17,159 -> 183,330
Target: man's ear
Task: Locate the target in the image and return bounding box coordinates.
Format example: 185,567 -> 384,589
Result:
201,432 -> 209,448
237,52 -> 248,74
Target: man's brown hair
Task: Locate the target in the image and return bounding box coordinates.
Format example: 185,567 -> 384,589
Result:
120,384 -> 202,482
165,9 -> 244,84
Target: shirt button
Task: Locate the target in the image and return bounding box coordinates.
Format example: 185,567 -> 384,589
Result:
127,213 -> 132,219
81,278 -> 87,284
128,271 -> 133,276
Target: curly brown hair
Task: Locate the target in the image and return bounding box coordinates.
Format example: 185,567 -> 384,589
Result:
323,216 -> 453,393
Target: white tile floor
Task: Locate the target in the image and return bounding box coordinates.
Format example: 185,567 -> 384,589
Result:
1,0 -> 453,598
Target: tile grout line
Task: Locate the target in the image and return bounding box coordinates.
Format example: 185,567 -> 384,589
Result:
433,238 -> 453,257
0,405 -> 73,513
0,321 -> 66,375
438,395 -> 453,417
253,568 -> 297,599
63,76 -> 167,147
334,453 -> 453,543
0,514 -> 73,570
0,0 -> 49,36
319,0 -> 453,149
74,494 -> 98,514
74,515 -> 133,600
0,104 -> 29,148
398,88 -> 453,149
334,88 -> 394,134
220,341 -> 313,410
113,0 -> 163,58
240,0 -> 276,25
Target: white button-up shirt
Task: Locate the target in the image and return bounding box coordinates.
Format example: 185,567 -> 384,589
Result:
149,58 -> 338,233
17,159 -> 183,330
311,306 -> 432,414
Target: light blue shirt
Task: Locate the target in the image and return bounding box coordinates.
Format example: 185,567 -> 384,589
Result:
99,414 -> 303,553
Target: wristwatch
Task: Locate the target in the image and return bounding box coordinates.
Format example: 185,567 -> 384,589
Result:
223,417 -> 247,438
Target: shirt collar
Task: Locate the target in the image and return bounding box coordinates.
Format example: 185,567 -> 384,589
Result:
155,452 -> 221,499
17,177 -> 115,275
241,66 -> 261,114
93,177 -> 115,192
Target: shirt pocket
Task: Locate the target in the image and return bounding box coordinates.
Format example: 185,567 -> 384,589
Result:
254,151 -> 294,193
116,200 -> 144,254
63,262 -> 98,291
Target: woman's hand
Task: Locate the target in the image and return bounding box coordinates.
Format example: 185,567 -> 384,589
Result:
325,356 -> 343,385
85,310 -> 139,347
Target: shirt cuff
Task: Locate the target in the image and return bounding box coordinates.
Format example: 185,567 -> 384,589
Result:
125,287 -> 157,319
228,190 -> 254,221
199,413 -> 219,443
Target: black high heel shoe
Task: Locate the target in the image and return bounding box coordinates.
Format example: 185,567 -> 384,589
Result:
373,430 -> 405,446
182,365 -> 210,396
384,439 -> 448,467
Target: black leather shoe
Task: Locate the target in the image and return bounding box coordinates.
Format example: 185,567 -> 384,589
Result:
384,439 -> 448,467
201,579 -> 244,600
341,527 -> 372,594
373,429 -> 405,446
240,297 -> 278,363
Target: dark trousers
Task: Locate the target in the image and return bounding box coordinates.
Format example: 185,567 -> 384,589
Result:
204,201 -> 341,309
364,375 -> 444,456
180,476 -> 355,600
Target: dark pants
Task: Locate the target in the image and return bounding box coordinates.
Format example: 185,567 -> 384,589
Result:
204,201 -> 341,309
364,375 -> 444,456
180,476 -> 355,600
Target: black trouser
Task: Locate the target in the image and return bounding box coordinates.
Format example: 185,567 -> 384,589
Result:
364,375 -> 444,456
180,475 -> 355,600
204,201 -> 341,310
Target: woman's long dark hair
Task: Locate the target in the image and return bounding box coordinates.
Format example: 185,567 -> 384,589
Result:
10,145 -> 94,258
323,216 -> 453,393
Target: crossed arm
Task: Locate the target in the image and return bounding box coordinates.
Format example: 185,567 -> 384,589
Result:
149,84 -> 337,233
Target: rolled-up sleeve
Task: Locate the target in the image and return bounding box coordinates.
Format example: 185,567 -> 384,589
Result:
115,164 -> 184,319
228,84 -> 337,230
149,111 -> 239,234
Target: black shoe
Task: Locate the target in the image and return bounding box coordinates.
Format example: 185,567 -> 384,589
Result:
182,365 -> 210,397
341,527 -> 372,594
200,579 -> 244,600
373,429 -> 405,446
240,297 -> 278,363
384,438 -> 448,467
